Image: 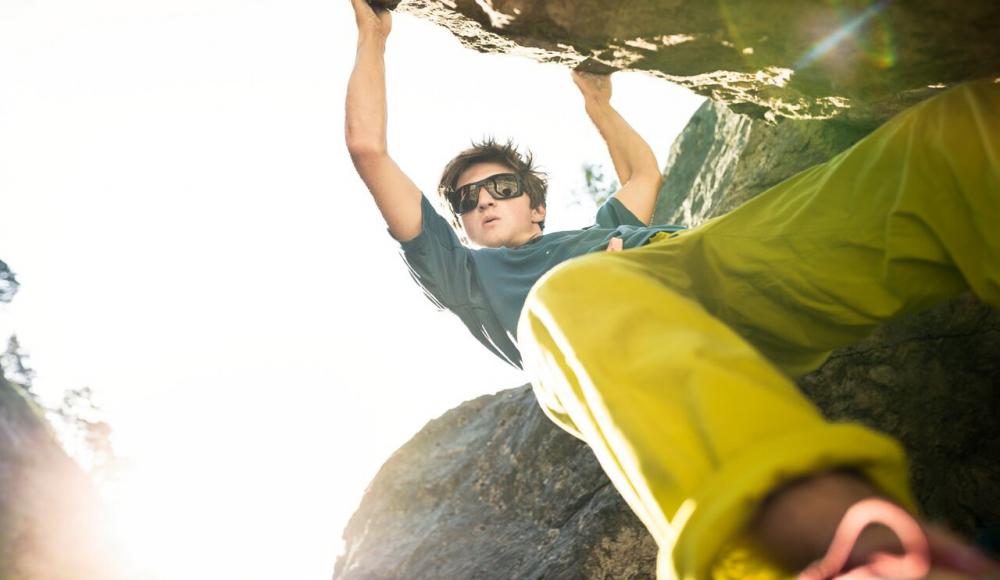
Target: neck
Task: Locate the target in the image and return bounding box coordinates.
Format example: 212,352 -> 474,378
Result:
509,227 -> 543,248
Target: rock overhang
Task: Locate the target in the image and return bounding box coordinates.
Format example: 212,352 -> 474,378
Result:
396,0 -> 1000,122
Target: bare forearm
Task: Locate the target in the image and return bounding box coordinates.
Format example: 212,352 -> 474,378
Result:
584,101 -> 659,186
345,35 -> 388,154
343,24 -> 422,241
584,100 -> 661,223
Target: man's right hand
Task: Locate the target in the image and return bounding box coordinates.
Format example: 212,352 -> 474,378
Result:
349,0 -> 392,40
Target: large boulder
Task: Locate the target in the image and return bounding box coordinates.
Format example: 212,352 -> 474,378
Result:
337,296 -> 1000,579
334,303 -> 998,580
399,0 -> 999,121
799,294 -> 1000,535
652,98 -> 875,226
334,387 -> 657,579
335,89 -> 999,577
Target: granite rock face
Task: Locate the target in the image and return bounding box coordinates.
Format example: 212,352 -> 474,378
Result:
799,294 -> 1000,535
652,98 -> 875,226
400,0 -> 999,121
334,387 -> 658,580
335,89 -> 999,577
0,376 -> 119,580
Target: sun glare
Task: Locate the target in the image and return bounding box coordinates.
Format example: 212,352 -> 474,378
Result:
1,1 -> 703,578
105,472 -> 174,579
795,0 -> 895,70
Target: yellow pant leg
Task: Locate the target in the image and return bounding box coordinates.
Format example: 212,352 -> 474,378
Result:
677,78 -> 1000,377
518,80 -> 998,580
520,254 -> 915,579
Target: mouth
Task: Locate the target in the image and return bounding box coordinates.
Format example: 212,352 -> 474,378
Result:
482,216 -> 500,226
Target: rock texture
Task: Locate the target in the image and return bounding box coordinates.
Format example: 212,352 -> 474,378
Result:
0,376 -> 119,580
335,92 -> 999,578
799,294 -> 1000,536
400,0 -> 999,121
652,99 -> 875,226
334,387 -> 658,580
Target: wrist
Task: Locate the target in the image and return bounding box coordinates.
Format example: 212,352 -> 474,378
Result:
584,101 -> 615,126
357,30 -> 388,49
584,99 -> 613,114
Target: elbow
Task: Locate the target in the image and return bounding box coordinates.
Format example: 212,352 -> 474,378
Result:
346,138 -> 387,164
345,122 -> 387,159
646,168 -> 664,190
648,171 -> 664,191
630,170 -> 662,192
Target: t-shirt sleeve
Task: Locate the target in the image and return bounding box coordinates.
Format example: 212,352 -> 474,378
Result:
396,194 -> 481,312
594,197 -> 647,228
396,196 -> 522,366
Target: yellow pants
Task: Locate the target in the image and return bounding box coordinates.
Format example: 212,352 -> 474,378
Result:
518,79 -> 999,579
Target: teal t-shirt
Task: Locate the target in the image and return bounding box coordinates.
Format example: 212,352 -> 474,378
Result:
399,194 -> 684,367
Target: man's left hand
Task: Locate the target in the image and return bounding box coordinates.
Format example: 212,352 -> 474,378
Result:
572,70 -> 612,106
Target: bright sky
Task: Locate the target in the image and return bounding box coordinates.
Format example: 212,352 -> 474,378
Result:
0,1 -> 702,578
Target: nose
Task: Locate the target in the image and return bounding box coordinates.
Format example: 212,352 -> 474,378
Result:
477,187 -> 495,210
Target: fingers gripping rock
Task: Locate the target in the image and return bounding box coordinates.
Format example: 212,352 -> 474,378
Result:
367,0 -> 401,10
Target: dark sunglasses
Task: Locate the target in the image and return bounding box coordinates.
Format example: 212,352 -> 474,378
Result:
447,173 -> 526,215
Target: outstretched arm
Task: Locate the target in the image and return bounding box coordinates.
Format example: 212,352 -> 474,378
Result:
345,0 -> 422,241
573,71 -> 661,224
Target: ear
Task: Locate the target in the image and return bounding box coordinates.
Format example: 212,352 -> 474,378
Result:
531,204 -> 547,225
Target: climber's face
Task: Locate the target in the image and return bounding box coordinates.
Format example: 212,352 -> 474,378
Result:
455,162 -> 546,248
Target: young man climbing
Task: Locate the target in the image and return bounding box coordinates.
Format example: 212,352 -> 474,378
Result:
345,0 -> 1000,578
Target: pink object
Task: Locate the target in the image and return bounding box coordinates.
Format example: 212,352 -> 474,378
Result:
798,498 -> 931,580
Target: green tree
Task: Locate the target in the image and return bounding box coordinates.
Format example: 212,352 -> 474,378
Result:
580,162 -> 619,206
0,258 -> 117,478
1,335 -> 37,394
55,387 -> 118,477
0,258 -> 18,303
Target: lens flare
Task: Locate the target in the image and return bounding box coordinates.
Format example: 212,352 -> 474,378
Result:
795,0 -> 896,71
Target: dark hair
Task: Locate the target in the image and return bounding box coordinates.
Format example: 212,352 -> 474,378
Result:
438,137 -> 548,230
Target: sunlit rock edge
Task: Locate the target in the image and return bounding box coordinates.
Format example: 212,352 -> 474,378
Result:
399,0 -> 999,122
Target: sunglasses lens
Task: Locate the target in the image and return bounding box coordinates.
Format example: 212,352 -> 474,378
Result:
453,184 -> 478,214
491,175 -> 520,198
